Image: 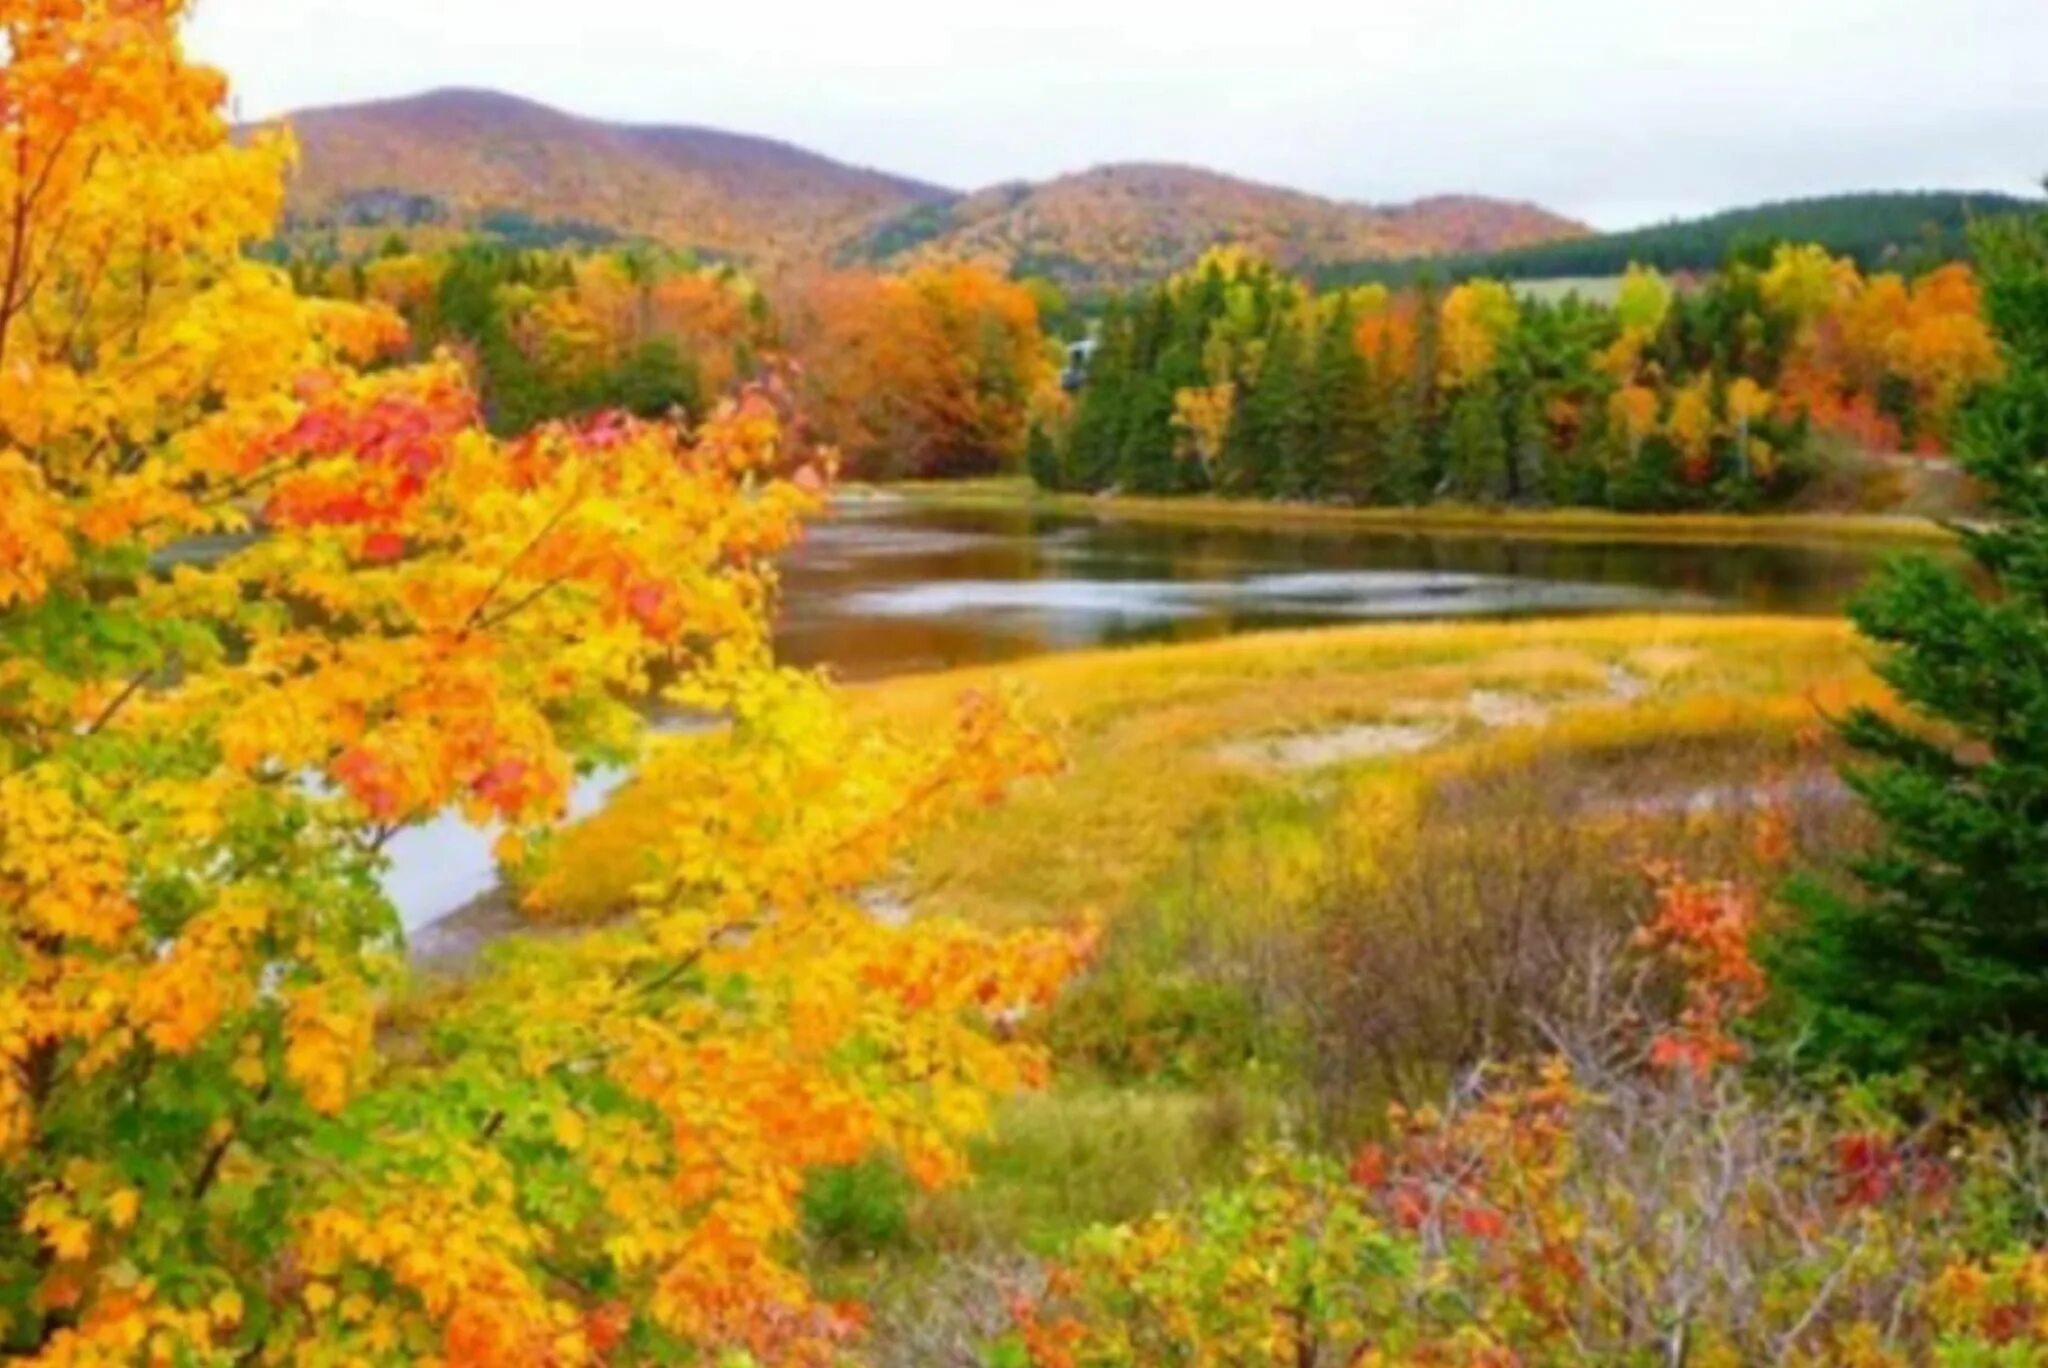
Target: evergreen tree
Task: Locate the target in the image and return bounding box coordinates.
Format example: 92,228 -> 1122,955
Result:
1025,420 -> 1060,490
1441,377 -> 1510,504
1509,383 -> 1548,504
1230,320 -> 1307,498
1118,371 -> 1181,494
1065,305 -> 1133,491
1307,302 -> 1376,503
1378,368 -> 1431,506
1768,207 -> 2048,1103
599,340 -> 701,420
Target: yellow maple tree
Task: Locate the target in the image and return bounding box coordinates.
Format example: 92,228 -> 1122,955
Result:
0,5 -> 1086,1363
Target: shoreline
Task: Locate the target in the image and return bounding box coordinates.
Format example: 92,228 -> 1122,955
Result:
873,478 -> 1963,549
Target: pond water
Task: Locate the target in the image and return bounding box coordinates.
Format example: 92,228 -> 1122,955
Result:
772,497 -> 1898,678
394,496 -> 1913,937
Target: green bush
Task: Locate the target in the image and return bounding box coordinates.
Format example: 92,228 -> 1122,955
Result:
801,1155 -> 915,1259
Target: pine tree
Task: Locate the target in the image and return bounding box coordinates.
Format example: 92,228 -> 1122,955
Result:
1026,420 -> 1060,490
1222,320 -> 1306,498
1251,320 -> 1309,499
1066,305 -> 1133,491
1509,383 -> 1548,504
1768,207 -> 2048,1103
1118,371 -> 1181,494
1308,302 -> 1375,503
1379,370 -> 1431,506
1442,377 -> 1510,504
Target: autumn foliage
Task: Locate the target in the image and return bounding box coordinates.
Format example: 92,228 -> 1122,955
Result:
781,263 -> 1055,478
0,5 -> 1086,1362
1010,869 -> 2047,1366
1053,244 -> 2001,511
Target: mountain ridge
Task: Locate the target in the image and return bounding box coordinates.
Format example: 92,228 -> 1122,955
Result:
270,87 -> 1590,280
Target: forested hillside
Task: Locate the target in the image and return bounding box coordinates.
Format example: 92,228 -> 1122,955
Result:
275,88 -> 952,261
850,164 -> 1585,290
276,92 -> 1586,283
1320,190 -> 2040,287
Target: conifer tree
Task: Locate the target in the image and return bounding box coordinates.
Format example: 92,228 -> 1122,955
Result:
1310,301 -> 1378,503
1067,305 -> 1133,491
1442,377 -> 1511,503
1026,420 -> 1060,490
1509,383 -> 1549,503
1769,207 -> 2048,1103
1244,320 -> 1308,498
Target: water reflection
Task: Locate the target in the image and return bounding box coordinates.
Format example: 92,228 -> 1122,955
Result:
771,499 -> 1898,680
395,498 -> 1911,935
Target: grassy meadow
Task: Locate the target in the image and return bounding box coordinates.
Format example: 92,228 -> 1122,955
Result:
525,612 -> 1890,1351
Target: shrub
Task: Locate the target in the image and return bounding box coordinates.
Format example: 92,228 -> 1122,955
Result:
802,1156 -> 917,1260
1008,874 -> 2048,1366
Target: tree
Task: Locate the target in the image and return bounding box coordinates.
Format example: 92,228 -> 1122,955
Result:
782,264 -> 1051,479
1442,377 -> 1510,503
1437,279 -> 1520,389
0,7 -> 1086,1361
1306,299 -> 1373,503
1025,419 -> 1061,489
1769,207 -> 2048,1103
1223,319 -> 1306,498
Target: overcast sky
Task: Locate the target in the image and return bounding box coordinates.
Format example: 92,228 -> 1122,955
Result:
186,0 -> 2044,231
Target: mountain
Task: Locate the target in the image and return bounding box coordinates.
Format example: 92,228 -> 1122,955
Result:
271,89 -> 1587,281
1318,190 -> 2045,288
848,164 -> 1586,289
273,88 -> 952,259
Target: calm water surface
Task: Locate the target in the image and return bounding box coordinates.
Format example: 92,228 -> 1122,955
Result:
395,496 -> 1909,933
772,497 -> 1895,678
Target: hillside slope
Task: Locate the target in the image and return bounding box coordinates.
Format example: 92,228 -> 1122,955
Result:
852,163 -> 1584,288
1318,190 -> 2043,287
275,88 -> 952,259
275,90 -> 1586,281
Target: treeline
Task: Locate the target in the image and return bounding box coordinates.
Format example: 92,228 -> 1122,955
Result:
1319,191 -> 2038,288
289,242 -> 1057,475
1045,243 -> 1999,511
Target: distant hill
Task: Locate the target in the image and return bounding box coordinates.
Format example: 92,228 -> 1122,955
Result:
273,89 -> 952,260
848,164 -> 1586,289
1318,190 -> 2044,288
273,90 -> 1587,281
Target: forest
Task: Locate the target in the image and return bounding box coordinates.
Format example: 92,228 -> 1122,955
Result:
1,4 -> 2044,1366
285,242 -> 1056,480
1050,244 -> 2001,512
1319,190 -> 2040,286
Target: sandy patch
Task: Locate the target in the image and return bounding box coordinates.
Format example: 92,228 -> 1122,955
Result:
1467,690 -> 1552,729
1218,722 -> 1450,771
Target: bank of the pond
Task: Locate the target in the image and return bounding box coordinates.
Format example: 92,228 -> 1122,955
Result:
884,478 -> 1963,549
532,613 -> 1877,931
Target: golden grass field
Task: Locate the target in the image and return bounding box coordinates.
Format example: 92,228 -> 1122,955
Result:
538,614 -> 1877,932
526,613 -> 1887,1327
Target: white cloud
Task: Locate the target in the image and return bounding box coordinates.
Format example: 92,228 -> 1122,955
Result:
186,0 -> 2046,229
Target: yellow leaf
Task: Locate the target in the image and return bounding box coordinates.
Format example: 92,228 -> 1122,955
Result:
105,1188 -> 140,1230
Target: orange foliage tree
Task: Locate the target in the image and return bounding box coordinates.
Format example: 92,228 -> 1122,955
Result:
0,5 -> 1085,1362
783,263 -> 1051,478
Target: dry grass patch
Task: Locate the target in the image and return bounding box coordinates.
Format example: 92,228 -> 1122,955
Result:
530,615 -> 1870,930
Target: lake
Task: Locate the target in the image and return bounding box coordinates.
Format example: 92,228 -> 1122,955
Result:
395,495 -> 1912,938
773,496 -> 1899,678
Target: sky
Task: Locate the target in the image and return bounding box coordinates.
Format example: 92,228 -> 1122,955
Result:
186,0 -> 2045,231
